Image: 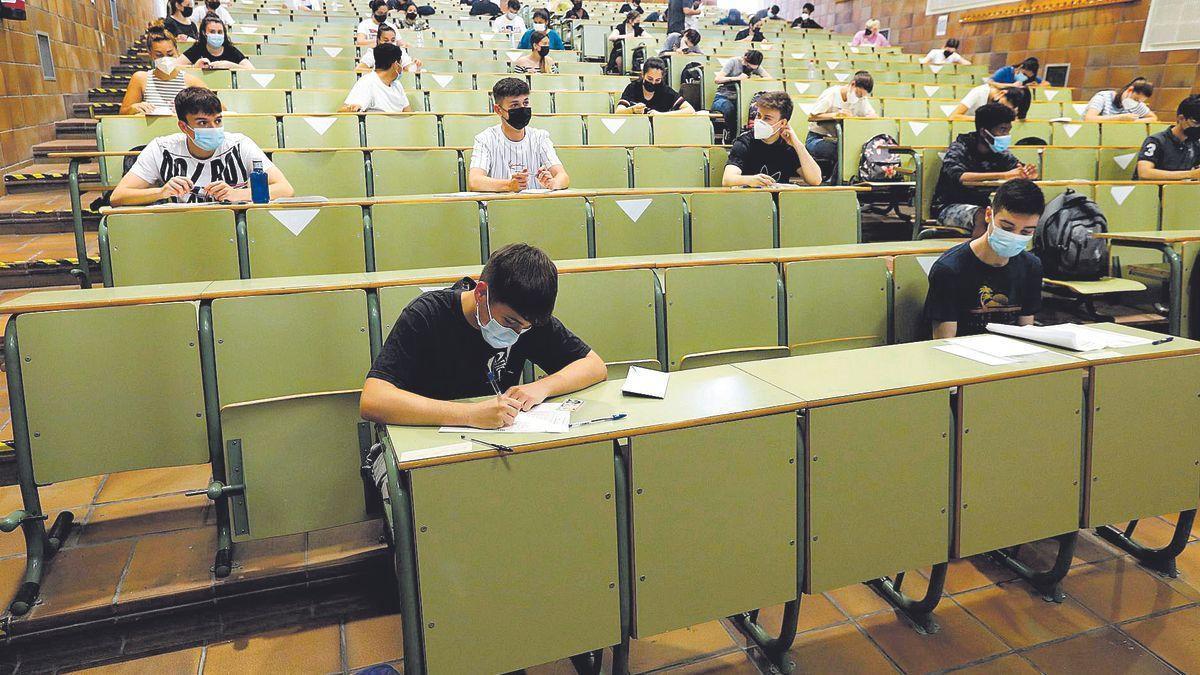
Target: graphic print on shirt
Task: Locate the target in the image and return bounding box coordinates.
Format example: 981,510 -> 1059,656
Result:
157,142 -> 250,199
968,284 -> 1021,324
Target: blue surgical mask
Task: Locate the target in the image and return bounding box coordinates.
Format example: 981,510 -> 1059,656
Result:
988,222 -> 1032,258
1014,73 -> 1028,84
189,125 -> 225,152
476,290 -> 526,349
206,32 -> 225,48
987,130 -> 1012,153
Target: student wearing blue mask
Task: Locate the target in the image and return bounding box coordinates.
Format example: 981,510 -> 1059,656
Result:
179,15 -> 254,69
924,178 -> 1046,338
111,87 -> 292,205
987,56 -> 1043,89
931,102 -> 1037,237
361,244 -> 607,429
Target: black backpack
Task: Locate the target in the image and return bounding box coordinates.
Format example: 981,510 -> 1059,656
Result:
854,133 -> 903,183
1034,188 -> 1109,280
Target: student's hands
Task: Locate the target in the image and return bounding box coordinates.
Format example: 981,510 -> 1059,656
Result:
1189,168 -> 1200,180
132,101 -> 159,114
195,58 -> 212,68
630,102 -> 647,114
343,104 -> 363,112
509,170 -> 530,191
778,120 -> 798,146
1002,167 -> 1025,180
748,173 -> 775,187
1019,163 -> 1038,179
467,395 -> 522,428
736,73 -> 749,81
504,382 -> 549,412
535,166 -> 554,187
204,182 -> 251,202
159,176 -> 194,200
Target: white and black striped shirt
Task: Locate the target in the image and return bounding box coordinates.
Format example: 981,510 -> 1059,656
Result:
470,124 -> 562,187
1087,90 -> 1151,118
143,71 -> 188,110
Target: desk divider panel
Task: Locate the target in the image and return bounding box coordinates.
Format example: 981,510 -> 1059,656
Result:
555,268 -> 662,375
784,257 -> 887,356
409,442 -> 621,675
805,389 -> 950,593
956,371 -> 1083,558
1087,355 -> 1200,527
371,202 -> 484,272
103,211 -> 242,287
891,253 -> 936,344
589,193 -> 687,257
663,263 -> 784,371
245,205 -> 368,278
485,197 -> 590,260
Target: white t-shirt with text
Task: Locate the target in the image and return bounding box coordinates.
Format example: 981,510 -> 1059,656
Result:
922,49 -> 968,65
128,132 -> 274,202
808,85 -> 877,137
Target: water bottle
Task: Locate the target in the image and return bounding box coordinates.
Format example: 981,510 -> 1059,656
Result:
250,160 -> 269,204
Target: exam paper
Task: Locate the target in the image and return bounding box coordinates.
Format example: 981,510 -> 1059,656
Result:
438,402 -> 570,434
987,323 -> 1151,351
952,334 -> 1048,358
934,343 -> 1013,366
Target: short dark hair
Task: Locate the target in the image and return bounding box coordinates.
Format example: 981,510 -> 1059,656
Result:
1180,94 -> 1200,122
1000,86 -> 1031,120
480,243 -> 558,324
174,87 -> 222,122
975,102 -> 1016,132
992,178 -> 1045,217
369,0 -> 387,10
642,56 -> 666,74
1016,56 -> 1039,74
802,2 -> 814,11
529,30 -> 548,47
373,42 -> 404,70
506,0 -> 519,10
492,76 -> 531,103
852,70 -> 873,94
377,24 -> 396,40
755,91 -> 793,121
744,49 -> 763,66
944,38 -> 960,49
1126,77 -> 1154,98
682,28 -> 700,45
770,4 -> 779,12
533,7 -> 550,20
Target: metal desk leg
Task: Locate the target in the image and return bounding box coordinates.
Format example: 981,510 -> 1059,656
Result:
988,531 -> 1078,602
1096,509 -> 1196,578
67,157 -> 92,289
610,444 -> 632,675
381,439 -> 428,675
730,599 -> 801,672
1165,244 -> 1183,337
867,562 -> 948,634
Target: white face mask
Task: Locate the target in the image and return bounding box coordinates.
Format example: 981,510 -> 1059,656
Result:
800,12 -> 809,18
154,56 -> 177,75
753,118 -> 777,140
534,22 -> 547,30
505,11 -> 515,18
845,88 -> 859,105
1122,95 -> 1140,111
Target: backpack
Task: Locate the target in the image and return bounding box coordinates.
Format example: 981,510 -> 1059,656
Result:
854,133 -> 903,183
1034,188 -> 1109,280
678,61 -> 703,112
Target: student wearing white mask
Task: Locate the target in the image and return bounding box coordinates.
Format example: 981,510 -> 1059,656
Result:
723,91 -> 821,187
790,3 -> 820,29
179,16 -> 254,69
492,0 -> 526,32
120,31 -> 209,115
805,70 -> 877,180
518,8 -> 565,50
1085,77 -> 1157,121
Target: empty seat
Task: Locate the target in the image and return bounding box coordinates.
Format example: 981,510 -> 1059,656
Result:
371,148 -> 461,195
298,70 -> 361,89
363,114 -> 441,147
662,263 -> 786,370
223,114 -> 282,148
419,72 -> 473,91
1050,122 -> 1100,146
272,149 -> 368,197
785,258 -> 888,355
234,69 -> 297,89
486,196 -> 589,259
281,114 -> 361,147
534,115 -> 585,145
651,115 -> 714,145
632,147 -> 707,187
1042,148 -> 1098,181
777,190 -> 859,247
244,204 -> 367,277
1097,147 -> 1141,181
220,89 -> 289,114
586,115 -> 651,145
590,193 -> 686,257
428,89 -> 492,113
290,89 -> 353,114
555,268 -> 662,376
555,147 -> 630,189
441,114 -> 496,147
372,201 -> 483,271
554,91 -> 613,114
102,210 -> 241,286
688,191 -> 775,253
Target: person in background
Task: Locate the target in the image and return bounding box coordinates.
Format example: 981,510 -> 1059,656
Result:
607,10 -> 645,74
921,38 -> 971,65
397,2 -> 429,30
931,103 -> 1038,237
660,28 -> 703,56
805,71 -> 877,178
616,57 -> 695,115
791,3 -> 820,29
360,244 -> 606,429
112,88 -> 292,206
924,179 -> 1046,338
339,44 -> 413,113
682,0 -> 702,31
724,91 -> 821,187
470,0 -> 502,18
519,9 -> 565,50
1134,94 -> 1200,180
493,0 -> 526,33
1085,77 -> 1157,121
563,0 -> 588,20
735,15 -> 767,42
163,0 -> 198,40
355,25 -> 420,72
469,78 -> 570,192
712,49 -> 769,143
766,5 -> 785,20
179,16 -> 254,69
357,0 -> 394,45
951,83 -> 1030,119
666,0 -> 685,35
716,8 -> 745,25
192,0 -> 235,28
617,0 -> 642,13
121,31 -> 209,115
850,19 -> 889,47
512,32 -> 558,73
987,57 -> 1042,88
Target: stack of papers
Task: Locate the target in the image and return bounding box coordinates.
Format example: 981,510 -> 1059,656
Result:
987,323 -> 1152,351
438,402 -> 570,434
935,334 -> 1049,366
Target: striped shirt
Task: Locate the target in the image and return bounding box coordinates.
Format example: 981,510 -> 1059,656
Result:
470,124 -> 562,188
1087,90 -> 1151,118
143,70 -> 188,110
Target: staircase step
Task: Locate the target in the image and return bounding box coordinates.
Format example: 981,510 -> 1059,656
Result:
72,101 -> 119,117
55,118 -> 98,140
33,139 -> 98,160
4,163 -> 99,193
112,64 -> 143,77
101,75 -> 132,88
88,87 -> 127,103
0,191 -> 104,235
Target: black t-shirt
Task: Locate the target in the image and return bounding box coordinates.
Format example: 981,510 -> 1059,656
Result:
164,16 -> 199,39
735,27 -> 765,41
791,17 -> 821,28
1134,127 -> 1200,178
666,0 -> 685,34
924,242 -> 1043,336
618,81 -> 684,113
183,41 -> 248,65
932,132 -> 1021,212
366,278 -> 592,400
727,130 -> 801,181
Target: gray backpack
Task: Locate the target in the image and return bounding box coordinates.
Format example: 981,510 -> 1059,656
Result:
1034,188 -> 1109,280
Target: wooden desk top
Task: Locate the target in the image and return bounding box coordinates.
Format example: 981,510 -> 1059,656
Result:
1095,230 -> 1200,244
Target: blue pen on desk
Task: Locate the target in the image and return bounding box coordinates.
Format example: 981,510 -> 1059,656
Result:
1152,336 -> 1174,345
570,413 -> 628,429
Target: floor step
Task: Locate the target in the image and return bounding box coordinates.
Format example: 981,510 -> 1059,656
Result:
33,138 -> 98,160
112,64 -> 143,77
55,117 -> 99,140
88,87 -> 126,103
0,190 -> 105,234
72,101 -> 119,117
101,74 -> 132,88
4,162 -> 99,193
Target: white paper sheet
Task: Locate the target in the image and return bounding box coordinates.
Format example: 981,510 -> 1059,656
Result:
934,343 -> 1012,366
953,334 -> 1048,357
622,366 -> 669,398
396,441 -> 475,464
986,323 -> 1152,351
439,402 -> 570,434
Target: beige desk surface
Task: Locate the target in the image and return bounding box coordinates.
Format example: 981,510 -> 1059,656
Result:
0,282 -> 215,314
1030,323 -> 1200,366
1095,230 -> 1200,244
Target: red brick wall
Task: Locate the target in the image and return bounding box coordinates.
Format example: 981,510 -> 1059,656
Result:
812,0 -> 1199,119
0,0 -> 159,171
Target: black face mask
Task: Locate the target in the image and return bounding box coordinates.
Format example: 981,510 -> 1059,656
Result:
1184,126 -> 1200,141
505,106 -> 532,129
643,79 -> 660,93
206,2 -> 220,9
742,65 -> 754,75
181,5 -> 193,16
538,45 -> 550,56
406,11 -> 417,19
943,49 -> 953,58
375,12 -> 388,21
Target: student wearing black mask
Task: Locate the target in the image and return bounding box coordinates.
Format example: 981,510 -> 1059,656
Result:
564,0 -> 588,20
397,0 -> 428,29
616,57 -> 695,115
1135,95 -> 1200,180
735,15 -> 767,42
163,0 -> 198,40
512,31 -> 558,73
469,78 -> 570,192
357,0 -> 394,46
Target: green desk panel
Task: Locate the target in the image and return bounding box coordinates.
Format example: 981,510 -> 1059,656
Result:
410,442 -> 620,674
1088,355 -> 1200,527
631,414 -> 797,637
806,390 -> 950,593
957,371 -> 1083,557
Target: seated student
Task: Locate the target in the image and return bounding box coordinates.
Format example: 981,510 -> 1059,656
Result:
804,71 -> 877,176
469,78 -> 569,192
735,15 -> 767,42
396,2 -> 430,30
1085,77 -> 1157,121
921,38 -> 971,65
950,83 -> 1030,119
178,16 -> 254,70
192,0 -> 235,28
1134,94 -> 1200,180
924,179 -> 1046,338
357,0 -> 394,46
356,25 -> 420,73
850,19 -> 889,47
512,31 -> 558,73
987,57 -> 1042,89
518,9 -> 566,50
564,0 -> 588,20
340,44 -> 413,113
470,0 -> 501,17
716,7 -> 745,25
617,0 -> 642,13
361,244 -> 607,428
660,28 -> 704,56
616,57 -> 695,115
607,10 -> 645,74
163,0 -> 198,41
765,5 -> 785,20
932,103 -> 1038,237
120,31 -> 209,115
791,3 -> 820,29
112,88 -> 293,206
493,0 -> 526,33
712,49 -> 769,143
723,91 -> 821,187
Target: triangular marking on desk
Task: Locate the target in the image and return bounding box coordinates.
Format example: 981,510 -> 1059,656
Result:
432,74 -> 454,88
790,53 -> 806,59
940,104 -> 956,116
849,47 -> 860,54
481,33 -> 495,40
826,60 -> 840,69
239,25 -> 258,33
250,73 -> 276,87
615,198 -> 652,222
506,51 -> 523,61
1044,89 -> 1060,100
1113,152 -> 1136,170
924,85 -> 939,96
1062,123 -> 1081,138
792,81 -> 811,94
601,118 -> 626,134
917,255 -> 939,276
322,47 -> 343,57
270,209 -> 320,236
908,121 -> 929,135
1110,185 -> 1135,206
834,72 -> 849,82
928,64 -> 943,74
1073,103 -> 1088,115
304,116 -> 338,135
799,103 -> 816,115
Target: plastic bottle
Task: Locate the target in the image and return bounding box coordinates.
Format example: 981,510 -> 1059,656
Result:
250,160 -> 269,204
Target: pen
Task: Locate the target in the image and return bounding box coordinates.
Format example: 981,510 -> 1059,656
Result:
1152,337 -> 1174,345
463,436 -> 513,453
569,413 -> 628,428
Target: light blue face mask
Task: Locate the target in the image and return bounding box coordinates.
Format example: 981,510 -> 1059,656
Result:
476,290 -> 527,349
206,32 -> 225,48
987,130 -> 1012,153
988,222 -> 1032,258
1014,72 -> 1028,84
188,125 -> 225,152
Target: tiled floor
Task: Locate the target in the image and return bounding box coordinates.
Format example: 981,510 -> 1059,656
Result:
0,232 -> 98,264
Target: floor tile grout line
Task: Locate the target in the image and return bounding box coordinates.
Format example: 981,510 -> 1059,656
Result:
1108,618 -> 1186,675
844,612 -> 906,674
339,619 -> 350,675
110,536 -> 143,609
